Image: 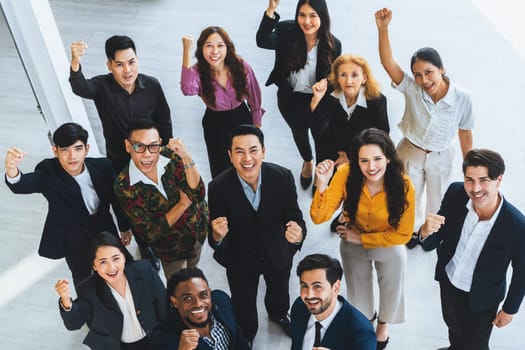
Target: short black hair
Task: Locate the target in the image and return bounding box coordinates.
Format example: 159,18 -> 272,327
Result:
462,149 -> 505,180
126,119 -> 159,138
52,122 -> 88,147
167,267 -> 208,297
228,124 -> 264,150
105,35 -> 136,61
166,267 -> 208,311
296,254 -> 343,286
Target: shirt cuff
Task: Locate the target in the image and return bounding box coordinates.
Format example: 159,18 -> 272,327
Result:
5,171 -> 21,184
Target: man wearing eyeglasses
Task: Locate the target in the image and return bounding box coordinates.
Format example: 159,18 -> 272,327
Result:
114,119 -> 209,280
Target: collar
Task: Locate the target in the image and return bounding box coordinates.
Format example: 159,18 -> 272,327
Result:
331,86 -> 367,110
128,154 -> 170,186
422,80 -> 456,107
308,296 -> 343,329
465,192 -> 504,223
235,166 -> 263,192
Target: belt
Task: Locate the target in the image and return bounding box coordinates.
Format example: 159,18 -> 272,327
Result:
408,139 -> 432,153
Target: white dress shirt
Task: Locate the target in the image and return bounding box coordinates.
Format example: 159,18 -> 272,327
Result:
302,299 -> 343,350
446,194 -> 503,291
332,87 -> 368,120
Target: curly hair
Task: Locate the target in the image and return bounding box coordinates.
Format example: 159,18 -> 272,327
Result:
195,26 -> 248,108
286,0 -> 338,73
327,54 -> 381,100
344,128 -> 409,228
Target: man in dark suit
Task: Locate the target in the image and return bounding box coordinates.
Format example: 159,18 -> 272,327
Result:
149,267 -> 250,350
291,254 -> 376,350
208,124 -> 306,342
420,149 -> 525,350
4,122 -> 129,287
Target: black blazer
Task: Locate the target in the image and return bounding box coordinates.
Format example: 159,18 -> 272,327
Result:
5,157 -> 129,259
59,260 -> 167,350
312,93 -> 389,159
148,290 -> 250,350
256,12 -> 342,88
420,182 -> 525,314
290,296 -> 376,350
207,162 -> 306,270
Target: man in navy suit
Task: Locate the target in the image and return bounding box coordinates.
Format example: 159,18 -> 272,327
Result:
291,254 -> 376,350
420,149 -> 525,350
4,122 -> 129,287
149,267 -> 250,350
208,124 -> 306,342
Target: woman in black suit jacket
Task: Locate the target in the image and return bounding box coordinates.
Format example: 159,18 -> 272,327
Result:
311,54 -> 390,166
55,232 -> 166,350
256,0 -> 341,189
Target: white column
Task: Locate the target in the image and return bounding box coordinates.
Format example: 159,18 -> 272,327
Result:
0,0 -> 100,154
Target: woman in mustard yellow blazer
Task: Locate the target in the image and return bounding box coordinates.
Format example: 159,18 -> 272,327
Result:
311,128 -> 415,349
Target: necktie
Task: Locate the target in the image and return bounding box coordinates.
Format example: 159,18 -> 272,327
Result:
314,321 -> 322,347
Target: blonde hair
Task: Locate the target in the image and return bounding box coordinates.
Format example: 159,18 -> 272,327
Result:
327,54 -> 381,100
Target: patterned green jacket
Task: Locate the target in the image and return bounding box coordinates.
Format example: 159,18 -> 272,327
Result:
114,148 -> 209,263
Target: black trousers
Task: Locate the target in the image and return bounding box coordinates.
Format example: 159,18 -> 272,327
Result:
226,260 -> 292,341
64,245 -> 92,290
276,87 -> 316,163
440,276 -> 497,350
121,336 -> 148,350
202,103 -> 252,178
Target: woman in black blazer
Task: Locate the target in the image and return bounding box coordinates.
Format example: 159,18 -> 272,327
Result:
311,54 -> 390,167
55,232 -> 166,350
256,0 -> 341,190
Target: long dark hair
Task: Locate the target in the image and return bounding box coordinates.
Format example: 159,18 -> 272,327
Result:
195,26 -> 248,108
344,129 -> 409,228
90,231 -> 134,309
287,0 -> 337,73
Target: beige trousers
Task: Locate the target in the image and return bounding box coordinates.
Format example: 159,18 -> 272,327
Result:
340,241 -> 407,324
396,138 -> 455,229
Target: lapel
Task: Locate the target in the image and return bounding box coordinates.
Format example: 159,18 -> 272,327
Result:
86,158 -> 107,205
229,168 -> 257,213
126,263 -> 145,312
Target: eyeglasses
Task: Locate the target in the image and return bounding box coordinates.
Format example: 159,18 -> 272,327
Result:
129,141 -> 161,153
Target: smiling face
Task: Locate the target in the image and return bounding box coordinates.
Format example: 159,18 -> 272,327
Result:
228,134 -> 265,188
107,48 -> 138,92
357,144 -> 390,186
92,245 -> 126,284
297,4 -> 321,38
336,62 -> 367,105
202,32 -> 227,70
411,59 -> 447,100
53,140 -> 89,177
170,278 -> 212,328
300,268 -> 340,321
125,128 -> 161,181
464,166 -> 502,215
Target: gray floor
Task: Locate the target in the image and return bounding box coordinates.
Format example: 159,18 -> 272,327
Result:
1,0 -> 525,349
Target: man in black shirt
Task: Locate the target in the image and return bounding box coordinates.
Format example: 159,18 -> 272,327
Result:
69,35 -> 173,173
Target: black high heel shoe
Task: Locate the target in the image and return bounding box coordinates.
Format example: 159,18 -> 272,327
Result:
300,161 -> 313,189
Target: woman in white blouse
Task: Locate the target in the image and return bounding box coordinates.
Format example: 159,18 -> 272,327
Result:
55,232 -> 166,350
375,8 -> 474,247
